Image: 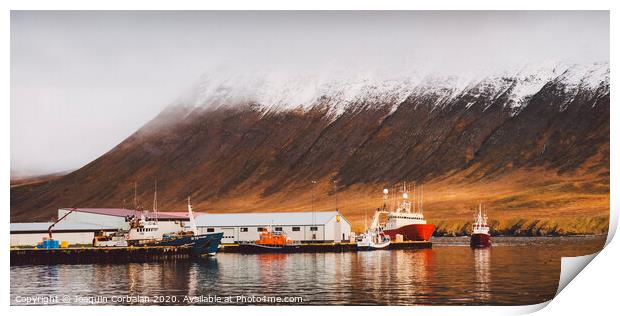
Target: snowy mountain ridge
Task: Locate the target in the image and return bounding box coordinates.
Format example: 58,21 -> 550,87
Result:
181,61 -> 609,118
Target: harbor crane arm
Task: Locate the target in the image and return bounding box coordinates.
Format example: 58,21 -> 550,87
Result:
48,208 -> 77,239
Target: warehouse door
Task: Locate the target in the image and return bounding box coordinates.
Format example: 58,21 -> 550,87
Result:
221,228 -> 235,244
335,222 -> 342,242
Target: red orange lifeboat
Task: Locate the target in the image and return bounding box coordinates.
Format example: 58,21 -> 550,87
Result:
238,226 -> 301,253
256,229 -> 294,246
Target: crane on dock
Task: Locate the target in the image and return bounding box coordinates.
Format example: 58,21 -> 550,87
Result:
48,208 -> 77,239
37,208 -> 78,249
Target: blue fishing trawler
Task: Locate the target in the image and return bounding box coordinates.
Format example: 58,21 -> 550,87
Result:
125,194 -> 223,256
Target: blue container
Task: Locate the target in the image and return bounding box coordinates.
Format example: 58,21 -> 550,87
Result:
38,239 -> 60,249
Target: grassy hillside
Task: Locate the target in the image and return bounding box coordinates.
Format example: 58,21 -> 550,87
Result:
194,169 -> 609,235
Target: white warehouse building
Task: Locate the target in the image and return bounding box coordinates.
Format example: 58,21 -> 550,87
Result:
194,211 -> 352,244
10,208 -> 352,246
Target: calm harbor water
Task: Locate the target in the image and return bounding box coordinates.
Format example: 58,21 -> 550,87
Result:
10,236 -> 605,306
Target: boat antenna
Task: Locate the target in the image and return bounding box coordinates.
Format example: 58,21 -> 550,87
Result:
333,179 -> 339,212
311,180 -> 317,226
413,183 -> 417,212
392,183 -> 397,211
412,182 -> 416,213
153,180 -> 158,223
382,188 -> 389,211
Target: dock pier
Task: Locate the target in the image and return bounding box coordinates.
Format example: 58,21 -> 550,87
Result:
10,241 -> 432,265
10,246 -> 194,266
220,240 -> 432,253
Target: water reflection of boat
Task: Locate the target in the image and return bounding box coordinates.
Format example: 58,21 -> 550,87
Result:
237,226 -> 301,253
470,204 -> 491,248
473,248 -> 491,302
354,248 -> 433,304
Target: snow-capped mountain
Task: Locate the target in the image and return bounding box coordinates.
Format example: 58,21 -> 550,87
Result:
11,62 -> 609,223
182,62 -> 609,118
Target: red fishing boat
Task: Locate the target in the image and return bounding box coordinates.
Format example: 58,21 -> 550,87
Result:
380,183 -> 435,241
470,204 -> 491,248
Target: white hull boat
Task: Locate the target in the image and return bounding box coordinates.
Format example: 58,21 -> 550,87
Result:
356,209 -> 391,250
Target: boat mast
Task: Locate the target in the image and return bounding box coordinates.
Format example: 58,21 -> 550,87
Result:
412,182 -> 416,213
476,203 -> 483,228
333,179 -> 339,212
153,180 -> 159,223
402,181 -> 410,213
382,188 -> 389,211
420,184 -> 424,214
187,196 -> 198,234
370,210 -> 380,230
311,180 -> 317,226
133,182 -> 138,210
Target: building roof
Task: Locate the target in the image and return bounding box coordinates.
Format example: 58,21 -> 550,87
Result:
195,211 -> 348,227
59,208 -> 192,220
11,222 -> 117,233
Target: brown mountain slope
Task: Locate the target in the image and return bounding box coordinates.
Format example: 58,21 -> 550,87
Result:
11,69 -> 609,235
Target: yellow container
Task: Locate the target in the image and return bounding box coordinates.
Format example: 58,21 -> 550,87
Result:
60,241 -> 70,248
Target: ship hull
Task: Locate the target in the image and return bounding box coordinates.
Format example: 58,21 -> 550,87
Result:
356,241 -> 391,251
156,232 -> 224,255
384,223 -> 435,241
470,233 -> 491,248
237,243 -> 301,253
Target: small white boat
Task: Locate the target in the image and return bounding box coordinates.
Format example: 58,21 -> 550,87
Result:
356,230 -> 391,250
356,210 -> 391,250
93,232 -> 128,247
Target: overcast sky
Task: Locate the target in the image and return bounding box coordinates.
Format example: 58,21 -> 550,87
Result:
10,11 -> 609,177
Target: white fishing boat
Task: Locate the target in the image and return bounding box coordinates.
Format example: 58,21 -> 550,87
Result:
98,182 -> 224,255
470,204 -> 491,248
380,183 -> 435,241
124,182 -> 162,245
356,209 -> 391,250
126,214 -> 160,245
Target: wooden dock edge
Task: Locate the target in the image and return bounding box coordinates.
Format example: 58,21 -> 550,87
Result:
10,241 -> 432,265
220,241 -> 432,253
10,246 -> 195,266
